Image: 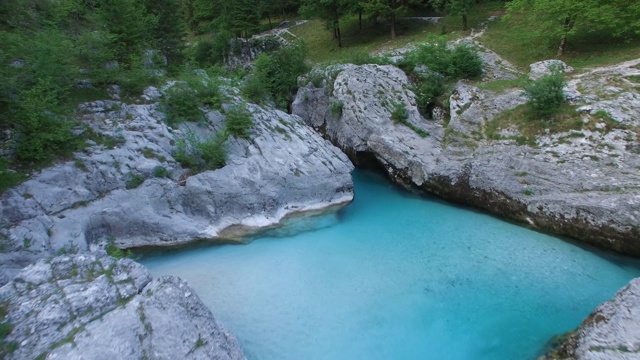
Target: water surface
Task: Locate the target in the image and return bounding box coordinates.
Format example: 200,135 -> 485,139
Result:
142,170 -> 640,360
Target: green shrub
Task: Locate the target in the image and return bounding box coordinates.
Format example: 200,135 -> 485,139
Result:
225,105 -> 253,139
197,133 -> 227,170
449,44 -> 484,79
525,72 -> 567,119
13,78 -> 75,162
407,39 -> 452,76
173,130 -> 227,172
0,159 -> 27,194
391,102 -> 409,123
153,166 -> 170,178
242,74 -> 270,104
330,101 -> 344,117
161,83 -> 203,126
412,73 -> 445,115
407,38 -> 483,80
125,173 -> 145,189
253,41 -> 310,109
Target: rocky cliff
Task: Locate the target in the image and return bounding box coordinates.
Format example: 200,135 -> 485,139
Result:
0,79 -> 354,284
543,278 -> 640,360
292,60 -> 640,256
0,253 -> 245,360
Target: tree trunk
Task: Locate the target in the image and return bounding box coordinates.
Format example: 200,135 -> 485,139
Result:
557,34 -> 567,57
391,15 -> 396,39
359,10 -> 362,30
268,15 -> 272,30
557,17 -> 574,57
337,24 -> 342,48
462,14 -> 468,31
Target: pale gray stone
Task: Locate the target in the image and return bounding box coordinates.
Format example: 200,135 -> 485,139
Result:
0,254 -> 244,360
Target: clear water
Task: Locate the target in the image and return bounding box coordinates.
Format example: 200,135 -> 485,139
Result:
141,170 -> 640,360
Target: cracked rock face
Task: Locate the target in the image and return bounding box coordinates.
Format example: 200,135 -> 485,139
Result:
293,63 -> 640,256
0,81 -> 354,285
0,253 -> 244,360
545,278 -> 640,360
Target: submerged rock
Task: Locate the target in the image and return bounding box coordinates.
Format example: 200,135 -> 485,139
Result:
0,82 -> 354,284
543,278 -> 640,360
293,63 -> 640,256
0,253 -> 245,360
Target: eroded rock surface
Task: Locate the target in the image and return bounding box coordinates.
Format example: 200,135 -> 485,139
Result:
0,253 -> 245,360
293,63 -> 640,256
0,80 -> 354,284
544,278 -> 640,360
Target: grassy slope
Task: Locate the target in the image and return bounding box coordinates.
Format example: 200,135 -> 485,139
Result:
289,1 -> 504,65
479,12 -> 640,71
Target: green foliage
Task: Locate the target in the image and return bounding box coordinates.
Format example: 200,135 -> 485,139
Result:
153,166 -> 170,178
407,38 -> 483,79
252,41 -> 310,108
429,0 -> 473,30
144,0 -> 186,67
524,72 -> 567,119
97,0 -> 157,64
13,79 -> 76,162
0,159 -> 27,194
330,101 -> 344,117
242,74 -> 270,104
225,105 -> 254,139
507,0 -> 640,56
193,31 -> 232,66
105,236 -> 134,259
390,101 -> 430,137
391,101 -> 409,123
161,84 -> 204,126
125,174 -> 145,189
412,72 -> 445,115
173,130 -> 227,172
0,321 -> 11,339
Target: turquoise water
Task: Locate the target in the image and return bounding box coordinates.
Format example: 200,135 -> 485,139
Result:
141,170 -> 640,360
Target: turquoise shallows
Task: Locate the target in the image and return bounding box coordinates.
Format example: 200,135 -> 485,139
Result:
141,170 -> 640,360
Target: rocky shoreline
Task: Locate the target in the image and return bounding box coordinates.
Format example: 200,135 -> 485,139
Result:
1,51 -> 639,358
293,61 -> 640,257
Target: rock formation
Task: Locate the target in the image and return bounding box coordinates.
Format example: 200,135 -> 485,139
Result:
543,278 -> 640,360
293,61 -> 640,256
0,79 -> 354,284
0,253 -> 245,360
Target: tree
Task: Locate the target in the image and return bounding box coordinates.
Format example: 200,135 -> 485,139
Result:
144,0 -> 186,66
362,0 -> 419,39
301,0 -> 353,47
428,0 -> 473,31
97,0 -> 157,64
507,0 -> 640,57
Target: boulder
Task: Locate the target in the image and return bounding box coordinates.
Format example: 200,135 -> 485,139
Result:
0,253 -> 245,360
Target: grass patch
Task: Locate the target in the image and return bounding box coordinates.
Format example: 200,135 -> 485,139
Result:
480,13 -> 640,71
486,103 -> 584,144
477,76 -> 528,93
291,2 -> 502,65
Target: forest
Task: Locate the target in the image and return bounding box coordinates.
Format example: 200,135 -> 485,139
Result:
0,0 -> 639,190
